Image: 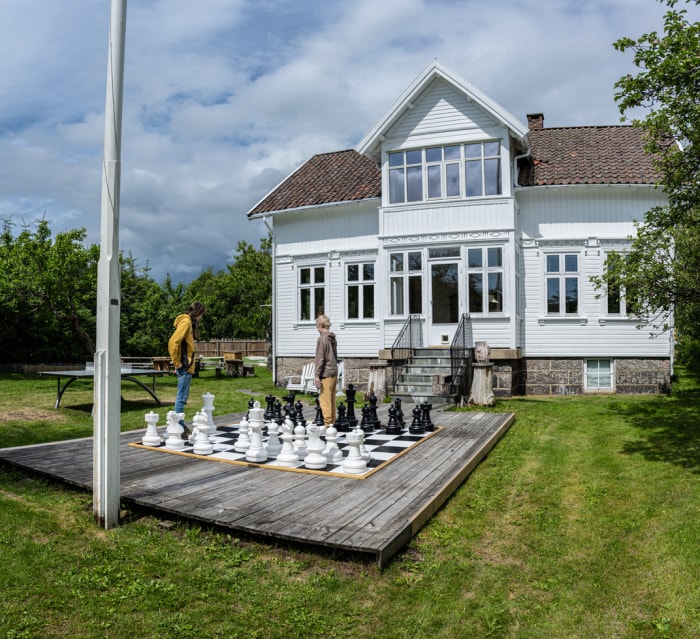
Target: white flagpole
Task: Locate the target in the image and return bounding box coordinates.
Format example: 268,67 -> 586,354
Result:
94,0 -> 127,528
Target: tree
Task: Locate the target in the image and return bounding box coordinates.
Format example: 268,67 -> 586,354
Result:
606,0 -> 700,349
0,218 -> 99,360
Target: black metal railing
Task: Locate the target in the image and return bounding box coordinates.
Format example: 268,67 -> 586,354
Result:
450,313 -> 474,403
390,315 -> 423,392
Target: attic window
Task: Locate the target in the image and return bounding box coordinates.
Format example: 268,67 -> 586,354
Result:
388,142 -> 501,204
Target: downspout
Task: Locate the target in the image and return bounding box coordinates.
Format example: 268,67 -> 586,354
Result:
263,216 -> 276,383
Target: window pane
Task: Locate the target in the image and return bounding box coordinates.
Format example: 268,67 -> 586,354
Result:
408,275 -> 422,314
363,285 -> 374,319
426,147 -> 442,162
468,248 -> 482,268
389,168 -> 405,204
391,277 -> 404,315
465,144 -> 481,158
487,247 -> 502,267
444,145 -> 461,160
300,267 -> 310,285
300,288 -> 311,320
347,264 -> 359,281
314,288 -> 325,318
408,252 -> 422,270
484,158 -> 501,195
427,165 -> 441,198
446,163 -> 460,196
406,150 -> 422,164
432,264 -> 459,323
389,152 -> 404,167
466,161 -> 483,196
391,253 -> 404,272
565,254 -> 578,272
347,286 -> 358,319
488,272 -> 503,312
565,277 -> 578,313
546,255 -> 559,273
429,246 -> 460,258
547,278 -> 560,313
363,263 -> 374,281
608,284 -> 621,314
484,142 -> 500,156
314,267 -> 325,283
469,273 -> 483,313
406,166 -> 422,201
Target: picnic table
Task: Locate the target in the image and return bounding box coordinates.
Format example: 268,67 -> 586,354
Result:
39,366 -> 170,409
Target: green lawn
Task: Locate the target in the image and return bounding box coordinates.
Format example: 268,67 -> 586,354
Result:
0,366 -> 698,638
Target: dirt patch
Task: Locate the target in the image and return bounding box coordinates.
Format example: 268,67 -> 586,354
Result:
0,408 -> 58,423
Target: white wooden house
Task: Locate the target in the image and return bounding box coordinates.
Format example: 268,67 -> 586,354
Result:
247,60 -> 672,400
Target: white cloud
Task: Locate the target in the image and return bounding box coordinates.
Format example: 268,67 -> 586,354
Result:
0,0 -> 696,282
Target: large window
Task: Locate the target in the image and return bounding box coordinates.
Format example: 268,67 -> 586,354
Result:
346,262 -> 375,320
467,246 -> 504,314
390,251 -> 423,315
388,141 -> 501,204
545,253 -> 579,315
299,266 -> 325,321
605,254 -> 639,317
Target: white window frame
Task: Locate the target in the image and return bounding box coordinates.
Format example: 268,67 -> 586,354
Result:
389,250 -> 423,316
298,265 -> 326,322
345,261 -> 375,320
467,245 -> 505,315
544,252 -> 581,316
585,358 -> 614,391
603,251 -> 637,318
387,141 -> 502,205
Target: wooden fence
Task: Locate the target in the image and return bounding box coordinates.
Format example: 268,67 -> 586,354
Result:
194,339 -> 269,358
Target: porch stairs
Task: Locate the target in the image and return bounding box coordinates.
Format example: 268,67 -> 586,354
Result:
391,347 -> 457,407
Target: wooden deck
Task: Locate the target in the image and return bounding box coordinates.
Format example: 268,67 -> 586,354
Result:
0,407 -> 514,566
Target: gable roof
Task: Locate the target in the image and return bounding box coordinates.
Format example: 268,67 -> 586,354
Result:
356,59 -> 530,162
518,125 -> 661,186
247,149 -> 380,218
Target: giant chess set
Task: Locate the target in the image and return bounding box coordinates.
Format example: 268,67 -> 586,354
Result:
130,385 -> 440,478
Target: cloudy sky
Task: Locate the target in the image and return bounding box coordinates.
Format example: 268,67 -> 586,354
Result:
0,0 -> 695,283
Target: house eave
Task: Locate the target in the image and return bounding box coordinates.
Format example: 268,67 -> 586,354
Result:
248,196 -> 381,220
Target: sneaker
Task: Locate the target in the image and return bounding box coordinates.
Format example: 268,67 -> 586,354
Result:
181,426 -> 191,440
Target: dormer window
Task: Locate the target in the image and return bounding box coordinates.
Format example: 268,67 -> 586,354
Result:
388,141 -> 502,204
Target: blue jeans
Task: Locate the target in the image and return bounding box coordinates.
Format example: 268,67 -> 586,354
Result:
175,368 -> 192,414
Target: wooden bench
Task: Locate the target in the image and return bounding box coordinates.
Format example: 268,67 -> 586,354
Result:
223,351 -> 244,377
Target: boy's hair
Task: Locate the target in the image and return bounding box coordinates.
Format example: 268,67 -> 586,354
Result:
316,314 -> 331,329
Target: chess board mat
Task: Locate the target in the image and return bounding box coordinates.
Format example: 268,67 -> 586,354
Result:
128,422 -> 443,479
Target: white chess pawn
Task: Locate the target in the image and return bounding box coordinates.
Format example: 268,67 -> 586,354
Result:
193,411 -> 214,455
142,410 -> 161,447
304,424 -> 327,470
323,424 -> 343,463
293,420 -> 307,460
165,410 -> 186,451
342,427 -> 367,474
276,420 -> 299,467
266,419 -> 282,458
234,415 -> 251,453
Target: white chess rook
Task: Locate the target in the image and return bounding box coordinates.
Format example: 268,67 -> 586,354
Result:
142,410 -> 161,447
343,428 -> 368,474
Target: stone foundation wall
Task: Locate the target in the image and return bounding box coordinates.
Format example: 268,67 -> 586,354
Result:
521,357 -> 671,395
492,359 -> 521,398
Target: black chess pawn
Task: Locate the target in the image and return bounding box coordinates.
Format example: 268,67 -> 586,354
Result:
421,401 -> 434,432
314,397 -> 325,427
385,405 -> 402,435
294,400 -> 305,425
345,384 -> 358,428
368,391 -> 381,429
409,404 -> 425,434
393,397 -> 405,428
360,404 -> 374,433
335,403 -> 350,432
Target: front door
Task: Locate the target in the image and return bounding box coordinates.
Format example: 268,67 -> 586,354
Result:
429,261 -> 460,345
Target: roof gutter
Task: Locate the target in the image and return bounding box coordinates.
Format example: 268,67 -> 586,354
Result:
248,196 -> 381,220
